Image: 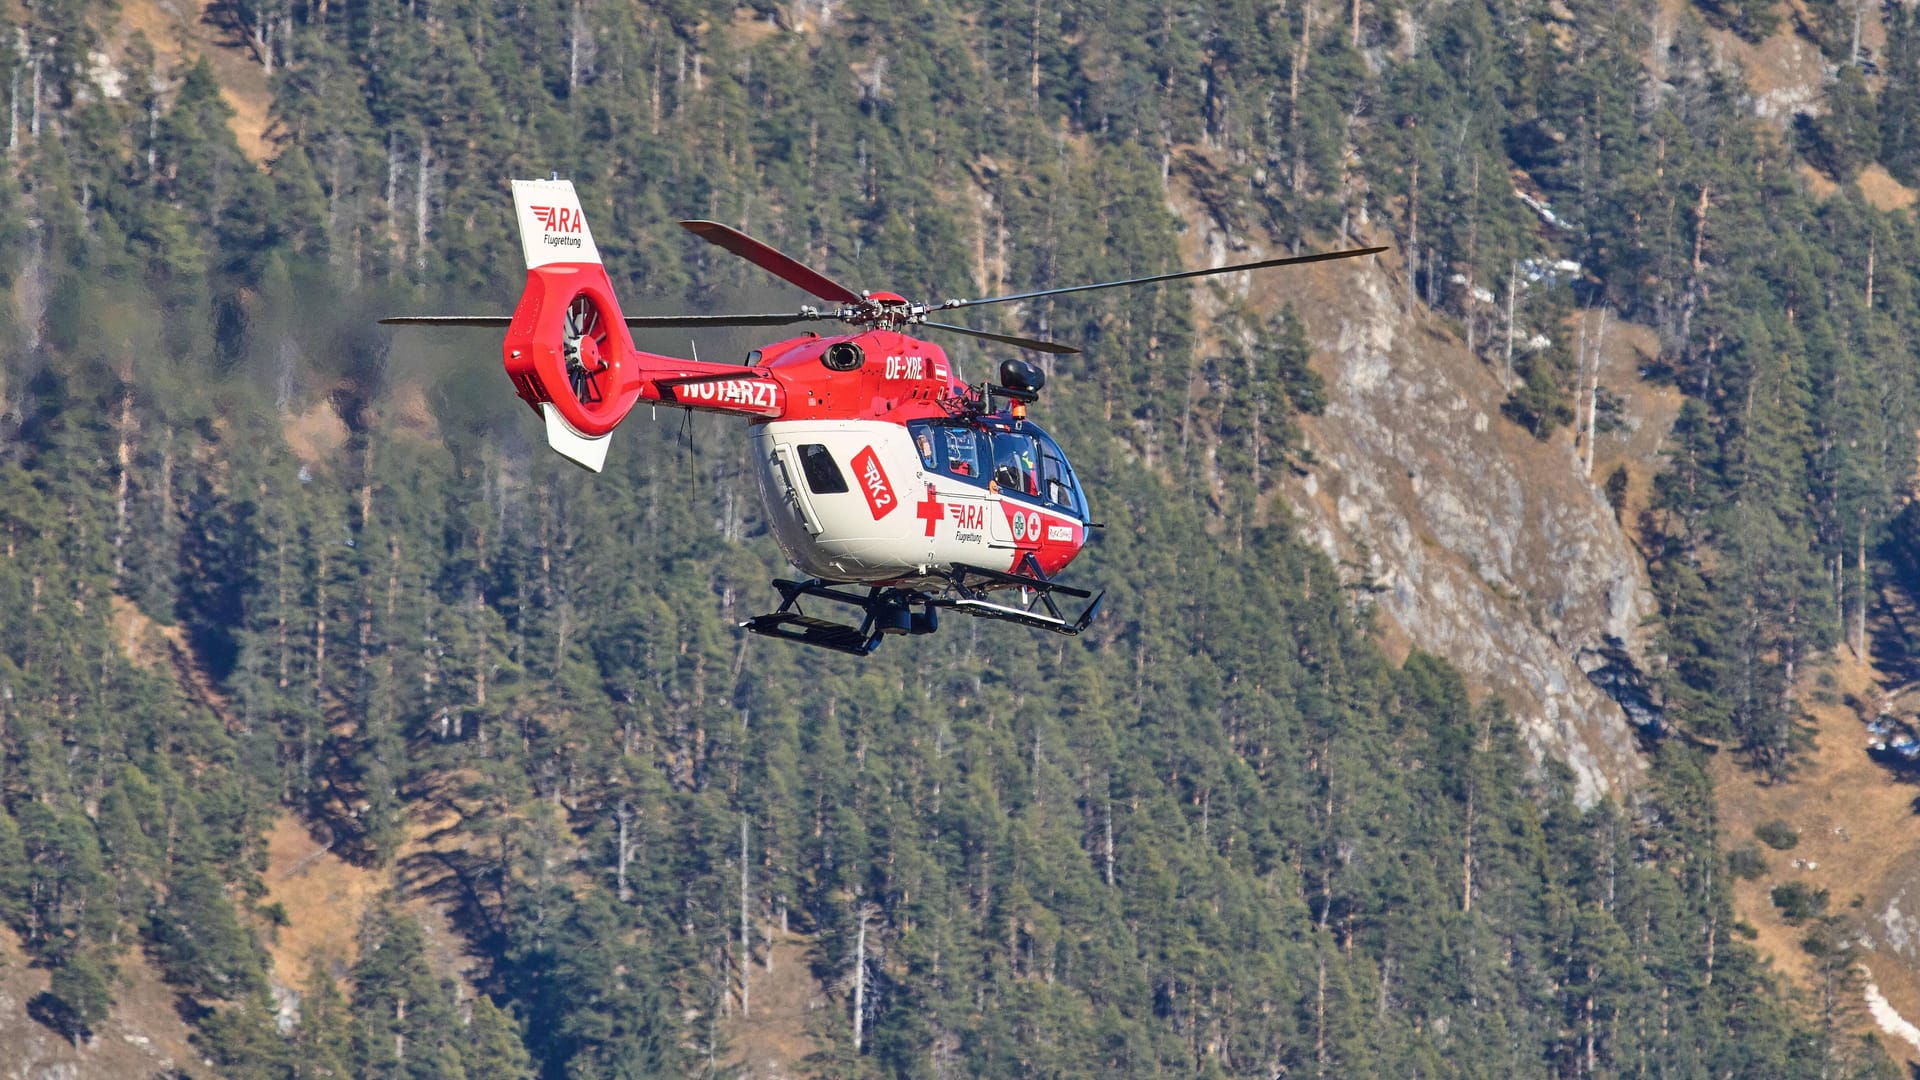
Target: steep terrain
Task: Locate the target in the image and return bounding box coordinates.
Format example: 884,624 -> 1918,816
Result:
1712,658 -> 1920,1066
0,930 -> 205,1079
10,0 -> 1920,1074
113,0 -> 274,162
1263,237 -> 1658,804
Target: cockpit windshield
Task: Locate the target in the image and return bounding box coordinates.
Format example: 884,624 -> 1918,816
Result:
909,419 -> 1087,519
990,433 -> 1039,497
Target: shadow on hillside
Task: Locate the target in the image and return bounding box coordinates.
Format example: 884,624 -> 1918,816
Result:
1872,524 -> 1920,691
395,841 -> 509,966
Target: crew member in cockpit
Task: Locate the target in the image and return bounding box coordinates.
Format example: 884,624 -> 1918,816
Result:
993,439 -> 1038,496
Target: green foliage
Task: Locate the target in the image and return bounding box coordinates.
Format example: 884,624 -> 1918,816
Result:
38,951 -> 115,1042
1503,341 -> 1577,438
1884,7 -> 1920,185
1771,881 -> 1829,923
0,0 -> 1908,1072
1605,464 -> 1630,519
1803,65 -> 1879,181
1695,0 -> 1783,41
1756,819 -> 1801,850
1729,844 -> 1771,880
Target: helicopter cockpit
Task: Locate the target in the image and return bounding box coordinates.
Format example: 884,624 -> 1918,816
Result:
909,418 -> 1088,519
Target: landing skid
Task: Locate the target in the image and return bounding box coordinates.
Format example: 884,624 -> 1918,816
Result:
741,580 -> 939,656
939,558 -> 1104,635
741,559 -> 1103,655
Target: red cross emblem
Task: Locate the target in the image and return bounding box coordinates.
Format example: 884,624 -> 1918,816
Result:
915,486 -> 944,537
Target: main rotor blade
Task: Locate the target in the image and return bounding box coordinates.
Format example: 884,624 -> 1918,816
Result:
378,315 -> 513,326
382,313 -> 826,329
919,321 -> 1080,355
937,245 -> 1389,312
623,312 -> 826,328
680,221 -> 865,305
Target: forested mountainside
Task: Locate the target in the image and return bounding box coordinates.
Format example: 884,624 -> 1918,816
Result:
4,0 -> 1920,1075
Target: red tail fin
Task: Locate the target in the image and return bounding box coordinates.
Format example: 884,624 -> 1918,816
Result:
502,179 -> 640,471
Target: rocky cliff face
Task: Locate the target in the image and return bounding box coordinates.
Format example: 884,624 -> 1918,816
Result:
1181,209 -> 1662,806
1292,261 -> 1656,804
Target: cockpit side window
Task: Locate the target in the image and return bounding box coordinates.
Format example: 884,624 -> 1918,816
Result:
1038,446 -> 1076,513
798,444 -> 848,494
1022,424 -> 1084,517
941,426 -> 983,481
908,421 -> 990,484
912,426 -> 939,469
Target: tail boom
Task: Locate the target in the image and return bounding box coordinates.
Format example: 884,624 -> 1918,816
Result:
502,179 -> 793,469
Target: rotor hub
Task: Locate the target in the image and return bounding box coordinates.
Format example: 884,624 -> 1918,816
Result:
563,293 -> 611,405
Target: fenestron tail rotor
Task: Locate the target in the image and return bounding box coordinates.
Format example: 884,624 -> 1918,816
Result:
563,294 -> 610,405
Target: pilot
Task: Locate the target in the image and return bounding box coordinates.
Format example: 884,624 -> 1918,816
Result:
915,430 -> 935,467
993,445 -> 1039,496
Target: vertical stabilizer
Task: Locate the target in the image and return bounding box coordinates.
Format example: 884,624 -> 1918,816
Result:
512,179 -> 603,268
505,178 -> 625,465
541,402 -> 612,473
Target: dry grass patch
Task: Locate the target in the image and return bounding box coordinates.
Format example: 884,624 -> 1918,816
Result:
109,595 -> 167,671
114,0 -> 276,163
261,814 -> 386,984
1588,316 -> 1682,540
1714,654 -> 1920,1067
1858,164 -> 1918,212
717,925 -> 829,1079
284,399 -> 351,465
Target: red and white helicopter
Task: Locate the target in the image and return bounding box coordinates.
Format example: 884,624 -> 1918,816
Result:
384,180 -> 1381,655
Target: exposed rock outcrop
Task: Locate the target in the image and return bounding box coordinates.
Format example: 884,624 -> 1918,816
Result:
1292,263 -> 1654,804
1179,214 -> 1662,805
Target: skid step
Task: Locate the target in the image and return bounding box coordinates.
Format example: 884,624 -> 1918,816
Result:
741,612 -> 880,656
947,593 -> 1102,635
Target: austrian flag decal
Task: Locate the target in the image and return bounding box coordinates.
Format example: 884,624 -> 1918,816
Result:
852,447 -> 897,520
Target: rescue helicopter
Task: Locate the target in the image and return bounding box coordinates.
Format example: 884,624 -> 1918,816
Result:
383,179 -> 1383,655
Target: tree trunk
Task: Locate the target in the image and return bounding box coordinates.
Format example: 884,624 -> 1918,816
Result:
415,142 -> 431,272
1464,158 -> 1480,356
740,815 -> 751,1017
1289,3 -> 1313,191
1461,779 -> 1474,913
1857,507 -> 1869,658
1314,953 -> 1328,1079
853,903 -> 881,1052
1405,161 -> 1420,312
1585,310 -> 1607,478
1103,794 -> 1115,886
112,391 -> 133,589
1503,261 -> 1518,387
616,801 -> 633,903
1866,232 -> 1875,309
1682,186 -> 1710,392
